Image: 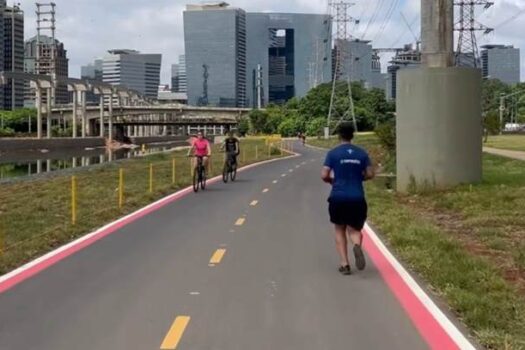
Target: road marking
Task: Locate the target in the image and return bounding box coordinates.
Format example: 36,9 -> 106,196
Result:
235,218 -> 245,226
281,174 -> 287,177
289,169 -> 293,173
273,180 -> 278,184
363,224 -> 476,349
209,249 -> 226,264
0,153 -> 300,295
262,188 -> 269,193
189,292 -> 200,296
160,316 -> 191,349
295,165 -> 300,168
250,200 -> 259,206
301,161 -> 307,165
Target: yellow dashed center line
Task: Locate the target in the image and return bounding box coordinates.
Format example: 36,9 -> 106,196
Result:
210,249 -> 227,264
250,200 -> 259,206
160,316 -> 191,349
235,218 -> 246,226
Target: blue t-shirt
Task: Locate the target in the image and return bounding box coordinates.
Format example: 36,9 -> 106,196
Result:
323,143 -> 370,202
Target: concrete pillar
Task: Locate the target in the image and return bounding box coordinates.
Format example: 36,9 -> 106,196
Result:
99,95 -> 105,138
81,91 -> 87,138
108,94 -> 113,142
36,88 -> 43,139
37,160 -> 42,174
421,0 -> 454,68
46,88 -> 52,139
72,91 -> 78,138
46,159 -> 51,173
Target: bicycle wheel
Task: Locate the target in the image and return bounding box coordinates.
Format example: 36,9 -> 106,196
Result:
192,168 -> 199,192
200,167 -> 207,190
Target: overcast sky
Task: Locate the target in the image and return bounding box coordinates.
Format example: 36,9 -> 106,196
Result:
14,0 -> 525,84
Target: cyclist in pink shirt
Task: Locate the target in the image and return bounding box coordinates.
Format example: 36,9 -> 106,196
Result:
188,131 -> 211,171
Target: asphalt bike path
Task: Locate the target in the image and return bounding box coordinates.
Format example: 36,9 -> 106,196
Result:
0,143 -> 472,349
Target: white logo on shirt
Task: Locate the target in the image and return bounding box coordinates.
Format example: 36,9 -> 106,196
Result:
340,159 -> 361,165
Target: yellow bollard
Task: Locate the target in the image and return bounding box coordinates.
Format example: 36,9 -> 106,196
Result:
268,143 -> 271,157
149,163 -> 154,193
255,145 -> 258,160
141,144 -> 146,153
71,176 -> 77,225
119,168 -> 124,209
172,158 -> 176,185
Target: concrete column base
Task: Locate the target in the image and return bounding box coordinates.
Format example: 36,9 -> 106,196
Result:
396,67 -> 482,192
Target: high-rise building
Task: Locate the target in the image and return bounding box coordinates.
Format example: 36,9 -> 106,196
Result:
246,13 -> 332,107
184,3 -> 247,107
24,35 -> 69,106
171,54 -> 187,93
2,3 -> 24,110
385,44 -> 421,101
333,39 -> 384,90
102,49 -> 162,99
481,44 -> 520,85
81,59 -> 103,81
81,59 -> 103,104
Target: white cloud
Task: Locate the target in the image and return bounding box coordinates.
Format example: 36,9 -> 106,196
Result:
15,0 -> 525,83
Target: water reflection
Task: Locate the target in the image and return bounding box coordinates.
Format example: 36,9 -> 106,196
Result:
0,144 -> 182,181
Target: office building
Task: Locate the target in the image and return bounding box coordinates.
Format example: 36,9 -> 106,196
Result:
24,35 -> 69,106
184,3 -> 246,107
81,59 -> 103,81
81,59 -> 103,104
102,49 -> 162,99
184,3 -> 333,107
171,54 -> 187,93
1,2 -> 24,110
385,44 -> 421,101
334,39 -> 383,90
246,13 -> 332,106
481,44 -> 520,85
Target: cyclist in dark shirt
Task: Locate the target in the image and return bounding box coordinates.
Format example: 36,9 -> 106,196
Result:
321,122 -> 375,275
221,130 -> 240,166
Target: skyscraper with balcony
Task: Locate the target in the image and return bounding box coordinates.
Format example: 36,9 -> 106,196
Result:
102,49 -> 162,98
481,44 -> 520,85
184,2 -> 246,107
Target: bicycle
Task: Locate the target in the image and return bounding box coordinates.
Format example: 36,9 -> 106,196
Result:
191,156 -> 207,192
222,153 -> 238,183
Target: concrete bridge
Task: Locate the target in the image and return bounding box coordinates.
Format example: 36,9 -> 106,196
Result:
0,72 -> 250,141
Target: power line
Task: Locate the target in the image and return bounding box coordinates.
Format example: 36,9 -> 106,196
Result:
372,0 -> 400,43
361,0 -> 384,39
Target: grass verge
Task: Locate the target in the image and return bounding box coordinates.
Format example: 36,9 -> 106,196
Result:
0,139 -> 286,275
312,136 -> 525,349
485,135 -> 525,152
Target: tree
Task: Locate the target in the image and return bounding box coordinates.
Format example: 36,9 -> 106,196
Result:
248,109 -> 269,134
237,117 -> 249,136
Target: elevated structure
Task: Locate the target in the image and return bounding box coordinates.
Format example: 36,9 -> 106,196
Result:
3,3 -> 25,110
1,71 -> 246,141
397,0 -> 482,192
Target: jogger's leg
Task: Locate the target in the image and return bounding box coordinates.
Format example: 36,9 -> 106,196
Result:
347,227 -> 363,246
335,224 -> 350,266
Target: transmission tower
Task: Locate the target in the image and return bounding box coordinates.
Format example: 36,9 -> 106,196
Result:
454,1 -> 494,68
327,1 -> 358,136
36,2 -> 57,104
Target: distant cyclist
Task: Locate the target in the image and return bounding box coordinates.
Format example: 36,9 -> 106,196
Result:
188,131 -> 211,171
321,122 -> 375,275
221,130 -> 240,166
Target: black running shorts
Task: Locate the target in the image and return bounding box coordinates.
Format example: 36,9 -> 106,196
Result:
328,199 -> 368,231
